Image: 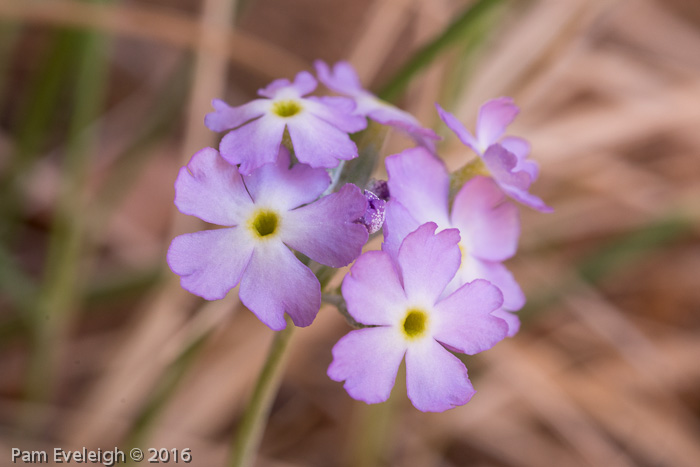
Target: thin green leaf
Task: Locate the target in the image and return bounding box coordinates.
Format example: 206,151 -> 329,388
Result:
377,0 -> 505,102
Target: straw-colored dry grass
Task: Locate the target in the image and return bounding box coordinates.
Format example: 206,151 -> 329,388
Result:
1,0 -> 699,466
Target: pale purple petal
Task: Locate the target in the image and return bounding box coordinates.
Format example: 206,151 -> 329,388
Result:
386,147 -> 450,227
282,184 -> 368,267
219,114 -> 286,175
243,146 -> 330,210
499,136 -> 529,159
314,60 -> 363,95
291,70 -> 318,96
476,97 -> 519,149
167,228 -> 254,301
398,223 -> 461,305
501,136 -> 539,181
258,71 -> 317,99
174,147 -> 253,225
405,339 -> 475,412
433,279 -> 507,354
305,96 -> 367,133
492,308 -> 521,337
341,250 -> 407,326
315,60 -> 439,147
436,104 -> 480,153
368,106 -> 439,139
328,327 -> 407,404
204,98 -> 268,132
381,200 -> 421,264
287,113 -> 358,168
369,106 -> 440,153
239,241 -> 320,330
457,258 -> 525,311
450,176 -> 520,262
258,77 -> 293,99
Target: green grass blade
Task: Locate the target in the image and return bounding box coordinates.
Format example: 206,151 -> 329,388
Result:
26,24 -> 111,406
377,0 -> 505,102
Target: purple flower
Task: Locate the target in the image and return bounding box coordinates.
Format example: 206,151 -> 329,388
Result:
436,99 -> 552,212
167,147 -> 368,330
205,71 -> 367,175
315,60 -> 440,151
383,147 -> 523,336
329,223 -> 507,412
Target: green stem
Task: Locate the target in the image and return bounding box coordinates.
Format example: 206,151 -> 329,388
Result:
449,157 -> 489,201
229,317 -> 295,467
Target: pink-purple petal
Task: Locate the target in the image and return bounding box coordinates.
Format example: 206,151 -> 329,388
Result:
219,114 -> 286,175
341,250 -> 407,326
287,113 -> 358,168
433,279 -> 507,354
386,147 -> 450,227
282,184 -> 368,267
457,258 -> 526,312
482,144 -> 531,191
476,97 -> 519,148
174,147 -> 253,226
328,327 -> 407,404
397,223 -> 461,305
436,104 -> 480,153
204,98 -> 268,132
238,241 -> 320,330
500,136 -> 540,179
450,176 -> 520,262
492,308 -> 521,337
405,339 -> 475,412
501,184 -> 554,213
167,228 -> 254,301
481,144 -> 553,212
243,146 -> 330,210
381,200 -> 421,264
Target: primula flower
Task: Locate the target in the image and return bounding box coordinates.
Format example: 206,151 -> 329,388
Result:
205,71 -> 366,175
315,60 -> 440,151
436,99 -> 552,212
383,147 -> 523,335
329,223 -> 507,412
167,147 -> 368,330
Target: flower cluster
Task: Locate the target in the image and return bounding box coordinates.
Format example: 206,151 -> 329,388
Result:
168,61 -> 550,412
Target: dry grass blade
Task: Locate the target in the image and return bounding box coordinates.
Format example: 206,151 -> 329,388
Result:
0,0 -> 306,79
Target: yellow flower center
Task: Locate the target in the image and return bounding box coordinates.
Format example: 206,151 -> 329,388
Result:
272,100 -> 302,118
402,309 -> 428,339
249,209 -> 279,238
458,242 -> 468,269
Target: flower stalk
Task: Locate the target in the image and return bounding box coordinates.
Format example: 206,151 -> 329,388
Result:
229,316 -> 295,467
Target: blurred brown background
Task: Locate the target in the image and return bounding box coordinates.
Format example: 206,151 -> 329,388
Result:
1,0 -> 699,466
